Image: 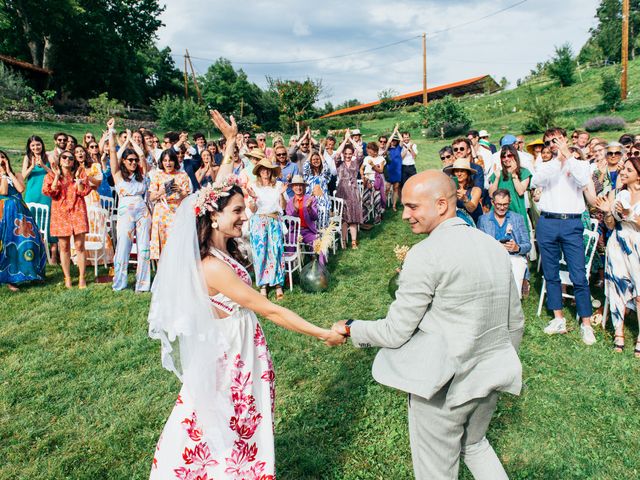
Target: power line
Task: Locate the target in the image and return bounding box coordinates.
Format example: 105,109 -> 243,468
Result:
427,0 -> 529,37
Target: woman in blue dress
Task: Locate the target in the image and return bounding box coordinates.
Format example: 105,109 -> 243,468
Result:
384,126 -> 404,211
22,135 -> 57,263
303,151 -> 331,229
0,151 -> 47,291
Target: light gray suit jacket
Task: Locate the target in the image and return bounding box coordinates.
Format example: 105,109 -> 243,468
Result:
351,217 -> 524,407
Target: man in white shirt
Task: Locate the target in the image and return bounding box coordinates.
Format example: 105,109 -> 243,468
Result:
400,131 -> 418,188
531,127 -> 595,345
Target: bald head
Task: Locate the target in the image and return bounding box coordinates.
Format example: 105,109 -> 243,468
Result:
402,170 -> 457,235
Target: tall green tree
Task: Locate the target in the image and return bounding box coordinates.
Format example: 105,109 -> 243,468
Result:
547,43 -> 577,87
267,77 -> 323,132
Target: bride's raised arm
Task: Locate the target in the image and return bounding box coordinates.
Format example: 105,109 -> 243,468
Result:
202,257 -> 345,346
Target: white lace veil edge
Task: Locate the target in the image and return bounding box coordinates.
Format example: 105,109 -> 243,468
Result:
148,194 -> 235,452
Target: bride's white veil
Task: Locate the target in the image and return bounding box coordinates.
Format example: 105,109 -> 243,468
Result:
148,194 -> 234,452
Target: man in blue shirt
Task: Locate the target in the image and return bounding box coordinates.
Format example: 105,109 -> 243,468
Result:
274,144 -> 299,199
478,189 -> 531,298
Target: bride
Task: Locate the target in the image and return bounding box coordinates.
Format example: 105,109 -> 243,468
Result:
148,112 -> 345,480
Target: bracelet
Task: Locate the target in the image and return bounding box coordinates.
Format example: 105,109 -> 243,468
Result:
222,156 -> 233,165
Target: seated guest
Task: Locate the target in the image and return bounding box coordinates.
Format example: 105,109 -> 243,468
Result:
478,189 -> 531,298
285,175 -> 325,266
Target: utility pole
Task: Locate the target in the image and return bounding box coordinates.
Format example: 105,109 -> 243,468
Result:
183,53 -> 189,99
622,0 -> 629,100
185,49 -> 203,104
422,33 -> 428,106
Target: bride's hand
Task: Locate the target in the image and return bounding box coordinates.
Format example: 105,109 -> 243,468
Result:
322,329 -> 347,347
210,110 -> 237,140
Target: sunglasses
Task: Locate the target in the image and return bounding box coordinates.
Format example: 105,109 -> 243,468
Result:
89,145 -> 98,149
275,153 -> 287,158
501,153 -> 514,159
125,157 -> 139,162
61,155 -> 73,160
452,147 -> 466,152
631,151 -> 640,157
301,143 -> 309,147
494,202 -> 510,208
544,139 -> 560,146
440,154 -> 452,161
606,152 -> 622,156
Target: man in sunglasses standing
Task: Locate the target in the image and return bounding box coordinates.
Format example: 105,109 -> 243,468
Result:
289,127 -> 318,172
532,127 -> 595,345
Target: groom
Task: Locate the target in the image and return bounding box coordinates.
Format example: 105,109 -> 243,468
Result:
333,171 -> 524,479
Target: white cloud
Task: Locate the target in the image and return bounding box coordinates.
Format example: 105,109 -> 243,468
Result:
157,0 -> 600,106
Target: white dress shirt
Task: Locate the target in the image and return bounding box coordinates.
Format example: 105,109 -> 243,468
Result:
322,150 -> 338,176
402,142 -> 418,166
531,157 -> 591,214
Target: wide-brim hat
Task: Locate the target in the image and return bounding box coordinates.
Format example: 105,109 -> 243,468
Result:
290,174 -> 307,186
351,128 -> 361,135
252,157 -> 281,177
443,157 -> 476,174
478,129 -> 490,138
245,148 -> 266,162
526,139 -> 544,155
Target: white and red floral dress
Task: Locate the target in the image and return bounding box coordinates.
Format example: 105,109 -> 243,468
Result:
151,249 -> 276,480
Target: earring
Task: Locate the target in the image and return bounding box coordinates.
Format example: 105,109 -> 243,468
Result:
211,220 -> 218,229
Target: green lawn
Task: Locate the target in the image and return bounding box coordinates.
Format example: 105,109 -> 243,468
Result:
2,151 -> 640,479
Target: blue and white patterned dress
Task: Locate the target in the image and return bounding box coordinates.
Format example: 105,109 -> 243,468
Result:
605,190 -> 640,329
303,160 -> 331,229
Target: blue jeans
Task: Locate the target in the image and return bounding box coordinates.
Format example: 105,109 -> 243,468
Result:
536,216 -> 592,318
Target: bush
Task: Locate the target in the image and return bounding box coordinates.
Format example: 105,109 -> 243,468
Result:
419,95 -> 471,139
88,93 -> 125,124
522,87 -> 561,133
0,63 -> 54,114
584,116 -> 626,132
547,43 -> 576,87
600,72 -> 622,111
153,95 -> 210,132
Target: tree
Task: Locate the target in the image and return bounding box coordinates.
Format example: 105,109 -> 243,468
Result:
420,95 -> 471,138
600,71 -> 622,110
499,77 -> 509,90
335,99 -> 360,110
267,77 -> 323,133
547,43 -> 577,87
377,88 -> 398,111
522,87 -> 561,133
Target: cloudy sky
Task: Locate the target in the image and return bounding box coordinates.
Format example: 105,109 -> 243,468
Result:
157,0 -> 600,107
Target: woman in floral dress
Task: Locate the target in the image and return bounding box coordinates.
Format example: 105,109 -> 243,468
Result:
150,149 -> 191,260
148,153 -> 345,479
335,144 -> 363,249
303,151 -> 331,229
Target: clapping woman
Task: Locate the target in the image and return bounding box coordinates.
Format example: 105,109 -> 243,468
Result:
488,145 -> 532,230
0,152 -> 46,291
22,135 -> 58,263
303,151 -> 331,229
107,119 -> 152,292
42,150 -> 91,288
596,157 -> 640,355
149,149 -> 191,261
335,143 -> 363,249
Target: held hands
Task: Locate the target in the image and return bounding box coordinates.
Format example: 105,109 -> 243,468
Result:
322,328 -> 347,346
331,320 -> 348,336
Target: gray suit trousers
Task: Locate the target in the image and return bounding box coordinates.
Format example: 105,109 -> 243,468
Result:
408,387 -> 509,480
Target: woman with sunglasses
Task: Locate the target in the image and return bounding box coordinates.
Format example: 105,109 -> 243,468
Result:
488,145 -> 532,231
82,132 -> 96,149
335,136 -> 363,249
303,151 -> 331,229
42,149 -> 91,288
107,118 -> 152,292
385,125 -> 404,211
0,151 -> 47,291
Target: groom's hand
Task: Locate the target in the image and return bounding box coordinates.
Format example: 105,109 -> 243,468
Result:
332,320 -> 348,336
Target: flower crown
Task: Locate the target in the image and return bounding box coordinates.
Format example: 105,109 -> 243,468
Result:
194,174 -> 241,217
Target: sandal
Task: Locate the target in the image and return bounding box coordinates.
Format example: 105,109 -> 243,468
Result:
351,240 -> 358,250
613,335 -> 625,353
275,288 -> 284,301
260,287 -> 268,297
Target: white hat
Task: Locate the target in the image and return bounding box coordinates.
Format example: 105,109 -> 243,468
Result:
351,129 -> 361,135
478,130 -> 489,138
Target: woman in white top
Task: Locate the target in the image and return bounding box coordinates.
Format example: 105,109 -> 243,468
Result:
247,158 -> 287,299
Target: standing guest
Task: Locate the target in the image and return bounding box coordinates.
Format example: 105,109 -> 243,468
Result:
107,118 -> 152,292
571,129 -> 590,154
487,145 -> 532,230
451,137 -> 485,190
332,171 -> 523,480
385,125 -> 404,211
619,134 -> 634,157
42,150 -> 90,288
285,175 -> 326,266
256,133 -> 273,160
149,149 -> 191,261
515,135 -> 535,169
336,143 -> 363,249
238,148 -> 263,192
478,189 -> 531,297
467,129 -> 493,171
400,131 -> 418,189
303,151 -> 332,229
248,158 -> 286,300
479,129 -> 497,153
526,139 -> 544,160
349,128 -> 367,162
288,127 -> 318,171
206,140 -> 222,165
439,146 -> 455,167
230,144 -> 244,176
274,144 -> 299,199
22,135 -> 57,263
532,127 -> 595,344
65,135 -> 78,152
187,132 -> 207,163
594,142 -> 625,192
142,131 -> 161,169
444,158 -> 483,224
147,182 -> 344,480
49,132 -> 67,163
595,157 -> 640,354
0,152 -> 46,291
360,141 -> 386,226
320,135 -> 339,193
195,149 -> 219,187
82,132 -> 96,149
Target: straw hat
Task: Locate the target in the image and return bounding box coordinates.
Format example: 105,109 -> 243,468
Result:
526,139 -> 544,155
252,157 -> 281,177
245,148 -> 266,162
443,157 -> 476,175
290,174 -> 307,186
351,129 -> 361,135
478,130 -> 490,138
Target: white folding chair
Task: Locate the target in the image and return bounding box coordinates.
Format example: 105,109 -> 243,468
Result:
282,215 -> 301,291
99,195 -> 114,234
84,207 -> 109,278
27,202 -> 51,263
537,229 -> 599,317
328,195 -> 344,253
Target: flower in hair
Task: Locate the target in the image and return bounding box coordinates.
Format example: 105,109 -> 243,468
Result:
194,174 -> 241,216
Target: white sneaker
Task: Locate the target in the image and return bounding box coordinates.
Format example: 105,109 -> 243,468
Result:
543,317 -> 567,335
580,324 -> 596,346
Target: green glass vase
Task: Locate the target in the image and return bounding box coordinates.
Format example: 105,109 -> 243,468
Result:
300,257 -> 330,293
